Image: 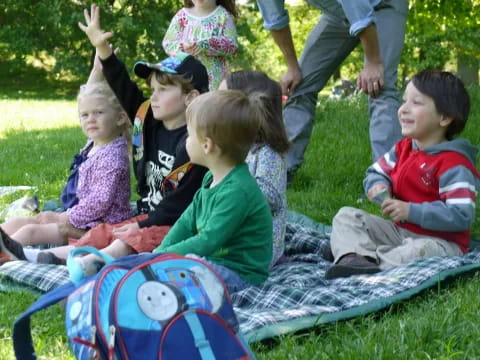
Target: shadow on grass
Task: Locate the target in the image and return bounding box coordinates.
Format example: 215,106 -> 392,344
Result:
0,61 -> 82,100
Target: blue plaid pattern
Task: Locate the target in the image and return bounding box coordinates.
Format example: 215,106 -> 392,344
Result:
1,219 -> 480,342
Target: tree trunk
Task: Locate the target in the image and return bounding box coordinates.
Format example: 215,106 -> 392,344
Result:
457,53 -> 479,86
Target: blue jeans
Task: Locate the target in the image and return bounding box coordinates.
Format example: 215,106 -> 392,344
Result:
205,261 -> 252,294
283,1 -> 408,171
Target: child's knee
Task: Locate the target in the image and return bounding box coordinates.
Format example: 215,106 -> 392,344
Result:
333,206 -> 366,227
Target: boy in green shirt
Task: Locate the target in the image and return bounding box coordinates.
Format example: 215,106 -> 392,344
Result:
155,90 -> 273,292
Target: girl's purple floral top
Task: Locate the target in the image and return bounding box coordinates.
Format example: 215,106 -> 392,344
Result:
67,137 -> 131,229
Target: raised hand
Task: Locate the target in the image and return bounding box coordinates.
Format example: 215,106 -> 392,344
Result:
78,4 -> 113,59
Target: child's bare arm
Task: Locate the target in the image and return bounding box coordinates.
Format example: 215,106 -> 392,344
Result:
78,4 -> 113,60
86,47 -> 120,85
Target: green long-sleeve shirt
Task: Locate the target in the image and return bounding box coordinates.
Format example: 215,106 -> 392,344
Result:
155,163 -> 273,285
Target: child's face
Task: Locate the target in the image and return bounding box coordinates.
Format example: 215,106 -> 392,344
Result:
192,0 -> 217,11
78,95 -> 124,146
150,75 -> 188,124
186,119 -> 207,166
398,82 -> 450,147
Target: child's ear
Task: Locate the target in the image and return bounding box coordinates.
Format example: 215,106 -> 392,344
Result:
185,90 -> 200,106
439,115 -> 453,128
203,137 -> 215,154
116,111 -> 128,127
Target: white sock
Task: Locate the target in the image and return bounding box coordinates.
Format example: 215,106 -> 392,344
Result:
23,248 -> 41,263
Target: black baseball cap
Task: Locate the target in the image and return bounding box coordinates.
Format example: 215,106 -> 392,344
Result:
133,52 -> 209,93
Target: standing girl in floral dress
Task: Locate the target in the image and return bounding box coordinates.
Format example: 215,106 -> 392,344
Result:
163,0 -> 238,90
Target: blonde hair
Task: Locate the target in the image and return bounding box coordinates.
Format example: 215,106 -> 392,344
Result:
186,90 -> 266,164
77,82 -> 132,148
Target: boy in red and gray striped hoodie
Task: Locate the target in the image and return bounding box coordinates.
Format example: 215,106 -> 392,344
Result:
327,70 -> 480,279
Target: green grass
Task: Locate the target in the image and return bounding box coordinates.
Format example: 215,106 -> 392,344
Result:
1,73 -> 480,358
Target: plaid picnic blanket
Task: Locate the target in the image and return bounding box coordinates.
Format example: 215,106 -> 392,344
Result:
1,213 -> 480,343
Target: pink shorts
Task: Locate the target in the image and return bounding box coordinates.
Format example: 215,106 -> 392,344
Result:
69,215 -> 171,253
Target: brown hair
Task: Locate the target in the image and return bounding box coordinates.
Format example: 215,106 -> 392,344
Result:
225,70 -> 290,154
146,71 -> 195,94
77,81 -> 132,147
186,90 -> 266,164
184,0 -> 237,17
411,69 -> 470,140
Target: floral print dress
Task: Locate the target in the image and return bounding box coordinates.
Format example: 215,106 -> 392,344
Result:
246,144 -> 288,267
162,6 -> 238,90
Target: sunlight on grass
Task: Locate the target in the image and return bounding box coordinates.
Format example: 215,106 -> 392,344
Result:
0,99 -> 78,138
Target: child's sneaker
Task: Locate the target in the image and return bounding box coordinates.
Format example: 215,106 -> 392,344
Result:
325,253 -> 380,279
0,227 -> 26,262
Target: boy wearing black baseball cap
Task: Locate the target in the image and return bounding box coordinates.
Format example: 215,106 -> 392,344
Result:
36,4 -> 210,269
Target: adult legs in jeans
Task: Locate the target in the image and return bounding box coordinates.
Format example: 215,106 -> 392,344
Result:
368,6 -> 407,160
284,14 -> 358,172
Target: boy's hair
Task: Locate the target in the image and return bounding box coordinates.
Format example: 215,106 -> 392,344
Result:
411,69 -> 470,140
225,70 -> 290,154
146,71 -> 195,94
186,90 -> 265,164
77,81 -> 132,145
134,53 -> 209,93
184,0 -> 237,17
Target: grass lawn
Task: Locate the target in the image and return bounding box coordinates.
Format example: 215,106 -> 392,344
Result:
0,71 -> 480,359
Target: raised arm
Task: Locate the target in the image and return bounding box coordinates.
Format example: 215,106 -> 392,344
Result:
78,4 -> 113,61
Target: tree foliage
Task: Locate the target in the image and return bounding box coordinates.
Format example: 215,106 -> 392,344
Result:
0,0 -> 479,87
401,0 -> 480,82
0,0 -> 181,81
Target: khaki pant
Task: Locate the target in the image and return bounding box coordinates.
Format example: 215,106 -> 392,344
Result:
330,207 -> 463,270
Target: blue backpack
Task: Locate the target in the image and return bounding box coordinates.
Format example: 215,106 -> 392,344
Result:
13,249 -> 256,360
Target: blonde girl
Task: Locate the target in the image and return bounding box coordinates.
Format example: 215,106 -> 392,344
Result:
0,81 -> 132,263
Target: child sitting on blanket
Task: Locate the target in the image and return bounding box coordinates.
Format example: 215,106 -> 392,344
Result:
219,70 -> 290,267
326,69 -> 480,280
0,81 -> 132,263
24,4 -> 209,267
154,90 -> 273,293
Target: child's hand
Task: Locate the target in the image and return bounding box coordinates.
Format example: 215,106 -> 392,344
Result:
112,222 -> 140,241
78,4 -> 113,59
367,184 -> 391,204
182,42 -> 201,56
381,199 -> 409,222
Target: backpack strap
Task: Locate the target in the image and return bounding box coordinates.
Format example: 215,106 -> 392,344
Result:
184,312 -> 215,360
161,161 -> 193,193
13,281 -> 78,360
132,100 -> 150,162
67,246 -> 115,285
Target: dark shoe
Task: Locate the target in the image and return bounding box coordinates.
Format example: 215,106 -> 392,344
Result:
37,251 -> 67,265
325,253 -> 380,280
0,227 -> 26,261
